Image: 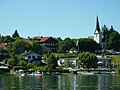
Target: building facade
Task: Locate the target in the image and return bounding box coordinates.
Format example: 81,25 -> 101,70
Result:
21,51 -> 42,65
26,36 -> 57,52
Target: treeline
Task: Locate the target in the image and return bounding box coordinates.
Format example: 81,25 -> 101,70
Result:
102,25 -> 120,51
0,25 -> 120,68
0,25 -> 120,54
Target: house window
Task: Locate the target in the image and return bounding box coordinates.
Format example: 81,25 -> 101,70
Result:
28,56 -> 31,59
37,56 -> 40,58
32,56 -> 35,59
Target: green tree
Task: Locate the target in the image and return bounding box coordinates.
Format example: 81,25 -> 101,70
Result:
57,38 -> 75,53
7,54 -> 26,67
31,41 -> 43,54
0,48 -> 9,61
12,30 -> 20,38
102,25 -> 120,51
108,31 -> 120,51
7,54 -> 19,67
62,59 -> 72,68
46,53 -> 58,71
78,38 -> 101,53
77,52 -> 98,71
4,35 -> 13,43
26,62 -> 34,69
8,38 -> 30,54
18,56 -> 27,67
0,35 -> 14,43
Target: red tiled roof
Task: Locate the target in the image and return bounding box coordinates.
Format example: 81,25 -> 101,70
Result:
40,37 -> 51,42
25,36 -> 53,43
0,43 -> 8,48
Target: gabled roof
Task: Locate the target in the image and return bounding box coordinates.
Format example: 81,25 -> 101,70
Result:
26,36 -> 57,43
40,37 -> 51,42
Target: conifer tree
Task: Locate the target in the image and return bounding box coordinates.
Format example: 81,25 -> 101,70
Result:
12,30 -> 20,38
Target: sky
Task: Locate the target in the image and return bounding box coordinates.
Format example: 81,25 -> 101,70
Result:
0,0 -> 120,39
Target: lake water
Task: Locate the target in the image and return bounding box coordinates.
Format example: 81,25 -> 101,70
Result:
0,74 -> 120,90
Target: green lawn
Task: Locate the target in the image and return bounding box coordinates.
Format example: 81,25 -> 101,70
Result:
107,55 -> 120,65
54,53 -> 120,65
54,53 -> 78,59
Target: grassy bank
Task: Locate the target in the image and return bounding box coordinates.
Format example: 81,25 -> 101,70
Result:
106,55 -> 120,65
54,53 -> 78,59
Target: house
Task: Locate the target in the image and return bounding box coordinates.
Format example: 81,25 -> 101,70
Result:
40,37 -> 57,51
26,36 -> 57,52
21,51 -> 42,65
97,55 -> 112,68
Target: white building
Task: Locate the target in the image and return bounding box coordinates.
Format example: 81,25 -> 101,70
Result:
21,51 -> 42,65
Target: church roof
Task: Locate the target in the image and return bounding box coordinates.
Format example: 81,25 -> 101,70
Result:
95,16 -> 100,33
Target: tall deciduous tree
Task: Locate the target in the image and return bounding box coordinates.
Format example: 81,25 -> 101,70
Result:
46,53 -> 58,71
57,38 -> 75,53
4,35 -> 13,43
78,38 -> 101,53
31,41 -> 43,54
108,31 -> 120,51
102,25 -> 120,51
8,38 -> 30,54
7,54 -> 26,67
77,52 -> 98,70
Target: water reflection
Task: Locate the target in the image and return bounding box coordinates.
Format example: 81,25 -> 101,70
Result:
0,74 -> 120,90
98,75 -> 120,90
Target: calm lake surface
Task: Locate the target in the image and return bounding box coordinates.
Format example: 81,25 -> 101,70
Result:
0,74 -> 120,90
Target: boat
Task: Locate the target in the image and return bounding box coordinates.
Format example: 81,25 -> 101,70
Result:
80,72 -> 94,75
30,72 -> 42,76
21,73 -> 27,76
99,71 -> 110,74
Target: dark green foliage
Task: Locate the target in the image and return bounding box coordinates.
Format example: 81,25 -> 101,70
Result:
0,48 -> 9,61
62,59 -> 72,68
41,44 -> 50,53
46,53 -> 58,70
31,41 -> 43,54
7,54 -> 26,67
108,31 -> 120,51
3,35 -> 13,43
102,25 -> 120,51
12,30 -> 20,38
78,38 -> 101,53
7,38 -> 30,54
57,37 -> 76,53
26,62 -> 35,69
77,52 -> 98,70
0,35 -> 14,43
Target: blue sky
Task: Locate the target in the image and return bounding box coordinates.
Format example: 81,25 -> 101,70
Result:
0,0 -> 120,39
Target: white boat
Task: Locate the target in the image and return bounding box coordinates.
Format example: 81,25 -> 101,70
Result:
21,73 -> 27,76
30,72 -> 42,76
80,72 -> 94,75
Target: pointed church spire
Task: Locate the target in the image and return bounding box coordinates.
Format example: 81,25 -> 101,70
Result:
95,15 -> 100,33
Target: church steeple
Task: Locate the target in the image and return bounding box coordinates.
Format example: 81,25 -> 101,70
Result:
94,15 -> 102,44
95,15 -> 100,33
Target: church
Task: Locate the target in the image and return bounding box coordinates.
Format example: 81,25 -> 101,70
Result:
89,16 -> 105,49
